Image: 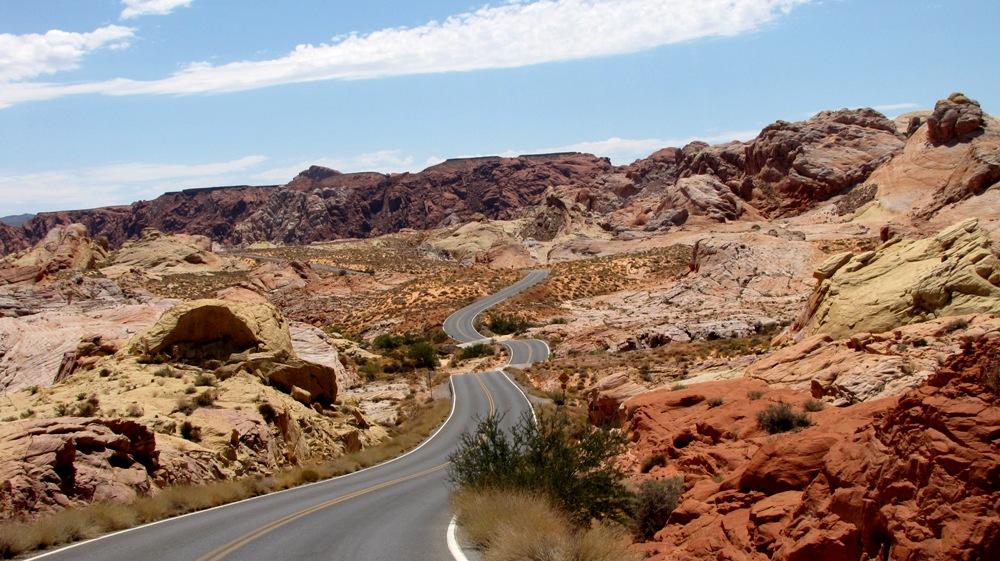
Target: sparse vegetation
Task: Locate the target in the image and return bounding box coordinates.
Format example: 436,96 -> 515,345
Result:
631,477 -> 685,540
457,343 -> 495,360
706,396 -> 723,408
486,313 -> 532,335
179,421 -> 202,441
756,403 -> 812,434
747,390 -> 765,401
803,399 -> 825,412
639,453 -> 667,474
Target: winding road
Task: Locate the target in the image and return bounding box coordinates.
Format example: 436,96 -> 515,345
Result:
35,269 -> 551,561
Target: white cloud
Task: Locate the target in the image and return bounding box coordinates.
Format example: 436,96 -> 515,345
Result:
120,0 -> 194,20
0,155 -> 267,214
0,0 -> 809,106
0,26 -> 134,83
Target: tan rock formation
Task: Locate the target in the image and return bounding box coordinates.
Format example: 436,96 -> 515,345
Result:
0,224 -> 108,285
126,299 -> 338,406
926,92 -> 985,144
101,228 -> 250,279
789,218 -> 1000,341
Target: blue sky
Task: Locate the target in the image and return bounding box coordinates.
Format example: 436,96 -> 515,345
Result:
1,0 -> 998,216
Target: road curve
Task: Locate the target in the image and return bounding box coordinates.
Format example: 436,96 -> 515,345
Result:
32,272 -> 549,561
443,269 -> 551,368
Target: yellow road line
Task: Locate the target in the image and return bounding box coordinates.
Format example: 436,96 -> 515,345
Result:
473,372 -> 495,418
195,462 -> 449,561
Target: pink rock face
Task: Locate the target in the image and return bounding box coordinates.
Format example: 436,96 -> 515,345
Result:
626,335 -> 1000,561
0,418 -> 158,519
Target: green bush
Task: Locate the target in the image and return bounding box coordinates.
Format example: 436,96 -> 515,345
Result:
458,343 -> 495,360
639,454 -> 667,474
756,403 -> 811,434
487,313 -> 531,335
631,477 -> 684,540
448,411 -> 632,526
408,341 -> 439,369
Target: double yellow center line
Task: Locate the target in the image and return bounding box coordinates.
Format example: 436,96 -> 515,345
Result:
196,372 -> 497,561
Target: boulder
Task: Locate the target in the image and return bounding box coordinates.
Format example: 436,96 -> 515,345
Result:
654,175 -> 743,223
927,92 -> 985,144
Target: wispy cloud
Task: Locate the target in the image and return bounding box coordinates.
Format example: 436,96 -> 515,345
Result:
870,102 -> 921,114
1,0 -> 809,107
0,156 -> 267,214
120,0 -> 194,20
0,26 -> 134,83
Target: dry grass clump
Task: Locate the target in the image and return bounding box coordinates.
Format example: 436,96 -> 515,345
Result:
452,488 -> 640,561
0,397 -> 452,559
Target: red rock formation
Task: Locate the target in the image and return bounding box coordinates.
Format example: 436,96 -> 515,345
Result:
741,108 -> 904,216
22,185 -> 276,249
627,334 -> 1000,561
0,222 -> 28,255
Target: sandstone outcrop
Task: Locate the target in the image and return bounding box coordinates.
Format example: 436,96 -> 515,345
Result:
655,175 -> 745,224
742,108 -> 904,216
855,94 -> 1000,232
0,224 -> 108,286
748,314 -> 1000,405
627,331 -> 1000,561
788,218 -> 1000,341
0,417 -> 157,517
100,228 -> 251,279
927,92 -> 985,144
126,299 -> 338,406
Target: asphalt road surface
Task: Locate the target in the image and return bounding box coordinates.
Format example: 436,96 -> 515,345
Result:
34,271 -> 550,561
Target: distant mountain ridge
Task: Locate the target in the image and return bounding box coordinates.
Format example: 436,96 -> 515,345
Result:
2,92 -> 996,256
0,214 -> 33,227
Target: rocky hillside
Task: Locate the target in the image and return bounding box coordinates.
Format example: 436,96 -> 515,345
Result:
4,92 -> 994,255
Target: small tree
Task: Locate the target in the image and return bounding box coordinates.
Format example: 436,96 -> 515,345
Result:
448,410 -> 633,526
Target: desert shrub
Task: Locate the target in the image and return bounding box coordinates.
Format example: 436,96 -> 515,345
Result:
58,395 -> 100,417
803,399 -> 825,412
257,402 -> 277,422
631,477 -> 685,540
671,383 -> 686,391
943,317 -> 969,333
638,363 -> 652,382
747,390 -> 765,401
194,390 -> 216,407
184,385 -> 197,394
706,396 -> 723,408
193,373 -> 217,387
372,332 -> 423,350
175,398 -> 196,416
126,403 -> 144,417
487,313 -> 531,335
448,410 -> 633,526
756,403 -> 811,434
550,390 -> 566,406
359,362 -> 381,381
458,343 -> 495,360
407,341 -> 439,369
639,453 -> 667,474
179,421 -> 201,442
984,357 -> 1000,394
154,366 -> 181,378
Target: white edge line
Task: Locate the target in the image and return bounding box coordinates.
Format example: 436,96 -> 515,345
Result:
32,376 -> 461,560
447,516 -> 471,561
